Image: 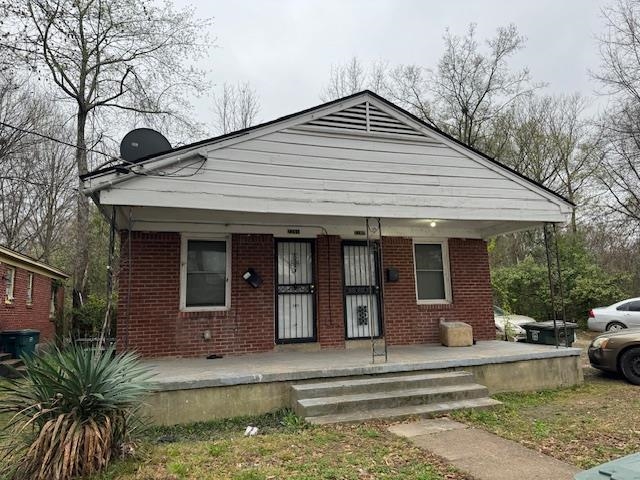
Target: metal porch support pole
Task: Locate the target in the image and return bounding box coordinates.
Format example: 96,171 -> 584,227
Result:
366,218 -> 375,363
376,218 -> 387,362
543,223 -> 559,348
553,224 -> 569,347
366,217 -> 387,364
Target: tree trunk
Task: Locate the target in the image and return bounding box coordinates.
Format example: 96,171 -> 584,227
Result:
73,109 -> 89,308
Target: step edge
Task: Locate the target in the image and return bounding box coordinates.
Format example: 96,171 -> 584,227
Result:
297,383 -> 489,407
291,371 -> 475,391
305,398 -> 502,424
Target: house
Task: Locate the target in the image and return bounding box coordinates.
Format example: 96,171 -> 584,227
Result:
0,245 -> 68,341
81,91 -> 573,359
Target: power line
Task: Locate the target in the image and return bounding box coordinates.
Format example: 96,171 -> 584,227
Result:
0,121 -> 117,159
1,120 -> 207,178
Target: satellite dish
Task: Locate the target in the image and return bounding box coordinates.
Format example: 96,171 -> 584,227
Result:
120,128 -> 172,163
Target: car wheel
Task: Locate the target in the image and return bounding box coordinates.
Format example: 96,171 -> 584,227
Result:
620,347 -> 640,385
606,321 -> 626,332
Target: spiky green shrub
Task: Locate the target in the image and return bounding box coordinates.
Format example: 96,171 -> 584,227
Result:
0,345 -> 154,480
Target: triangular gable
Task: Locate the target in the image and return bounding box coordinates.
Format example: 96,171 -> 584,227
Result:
82,91 -> 573,219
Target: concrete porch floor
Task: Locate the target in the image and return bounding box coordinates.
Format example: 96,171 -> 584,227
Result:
144,340 -> 582,392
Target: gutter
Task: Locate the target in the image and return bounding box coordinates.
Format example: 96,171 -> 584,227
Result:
81,152 -> 207,196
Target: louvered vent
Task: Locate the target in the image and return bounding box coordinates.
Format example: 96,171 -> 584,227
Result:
304,102 -> 424,138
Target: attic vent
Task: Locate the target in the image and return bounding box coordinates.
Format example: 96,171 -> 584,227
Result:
305,102 -> 424,138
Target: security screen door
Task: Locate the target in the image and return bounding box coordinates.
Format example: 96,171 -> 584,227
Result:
275,240 -> 316,343
342,241 -> 382,339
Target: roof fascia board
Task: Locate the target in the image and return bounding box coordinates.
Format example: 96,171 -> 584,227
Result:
0,248 -> 69,280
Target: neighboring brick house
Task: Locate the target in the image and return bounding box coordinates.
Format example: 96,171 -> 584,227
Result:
0,246 -> 68,341
81,91 -> 573,358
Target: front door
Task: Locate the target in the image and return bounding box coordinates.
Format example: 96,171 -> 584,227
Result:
275,239 -> 316,343
342,241 -> 382,339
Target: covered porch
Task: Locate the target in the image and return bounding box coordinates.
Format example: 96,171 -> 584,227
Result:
142,340 -> 582,425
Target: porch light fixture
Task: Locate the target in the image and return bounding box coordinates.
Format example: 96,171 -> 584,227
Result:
430,221 -> 437,228
242,268 -> 263,288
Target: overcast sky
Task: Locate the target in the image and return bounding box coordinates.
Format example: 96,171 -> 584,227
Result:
178,0 -> 607,126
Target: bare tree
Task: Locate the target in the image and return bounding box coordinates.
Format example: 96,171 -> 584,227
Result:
593,0 -> 640,228
321,25 -> 539,153
212,82 -> 260,135
320,57 -> 390,101
1,0 -> 212,304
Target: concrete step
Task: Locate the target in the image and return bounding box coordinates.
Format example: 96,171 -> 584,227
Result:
295,383 -> 490,417
0,352 -> 12,362
0,358 -> 25,378
306,397 -> 502,425
292,371 -> 475,401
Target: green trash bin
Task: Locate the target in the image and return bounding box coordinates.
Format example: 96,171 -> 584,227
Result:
522,321 -> 578,347
0,329 -> 40,358
575,452 -> 640,479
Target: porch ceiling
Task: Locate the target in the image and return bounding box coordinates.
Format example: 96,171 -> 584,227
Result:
110,205 -> 546,239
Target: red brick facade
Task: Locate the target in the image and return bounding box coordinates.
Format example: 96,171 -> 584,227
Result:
117,232 -> 494,357
0,263 -> 62,341
382,237 -> 494,345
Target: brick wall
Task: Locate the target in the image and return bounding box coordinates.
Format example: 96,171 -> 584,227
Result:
117,232 -> 494,357
0,263 -> 57,341
117,232 -> 275,357
382,237 -> 494,344
315,235 -> 345,348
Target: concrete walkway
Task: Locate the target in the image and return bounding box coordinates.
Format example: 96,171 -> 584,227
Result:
389,418 -> 580,480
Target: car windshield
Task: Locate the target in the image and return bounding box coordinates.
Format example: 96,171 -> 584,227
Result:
493,306 -> 505,316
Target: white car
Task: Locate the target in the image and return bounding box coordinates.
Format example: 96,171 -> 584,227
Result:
494,306 -> 536,341
588,298 -> 640,332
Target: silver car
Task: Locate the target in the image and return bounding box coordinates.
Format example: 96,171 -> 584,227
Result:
588,298 -> 640,332
494,306 -> 536,341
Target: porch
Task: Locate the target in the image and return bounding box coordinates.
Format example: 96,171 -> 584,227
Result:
142,340 -> 583,425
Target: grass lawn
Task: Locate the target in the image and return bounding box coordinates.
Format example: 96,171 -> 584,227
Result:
450,368 -> 640,470
95,410 -> 473,480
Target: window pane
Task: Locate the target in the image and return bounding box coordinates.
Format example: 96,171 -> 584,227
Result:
415,244 -> 443,270
186,273 -> 226,306
186,240 -> 227,307
628,301 -> 640,312
416,271 -> 445,300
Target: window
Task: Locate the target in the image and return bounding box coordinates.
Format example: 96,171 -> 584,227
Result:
180,237 -> 230,311
619,300 -> 640,312
26,272 -> 33,305
50,286 -> 56,318
4,266 -> 15,303
616,301 -> 640,311
413,241 -> 451,303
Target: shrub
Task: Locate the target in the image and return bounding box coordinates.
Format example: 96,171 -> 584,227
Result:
71,294 -> 112,337
0,345 -> 154,480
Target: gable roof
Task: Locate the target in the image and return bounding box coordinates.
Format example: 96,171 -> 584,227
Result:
0,245 -> 69,280
80,90 -> 573,208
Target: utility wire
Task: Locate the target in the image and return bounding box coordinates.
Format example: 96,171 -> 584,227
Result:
1,120 -> 207,178
0,120 -> 117,159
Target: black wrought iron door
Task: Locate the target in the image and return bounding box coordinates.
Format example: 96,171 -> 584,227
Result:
342,241 -> 382,339
275,240 -> 316,343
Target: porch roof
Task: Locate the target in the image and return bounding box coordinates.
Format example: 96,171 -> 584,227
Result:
83,91 -> 573,236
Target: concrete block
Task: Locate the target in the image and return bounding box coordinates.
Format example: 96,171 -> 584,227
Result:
440,321 -> 473,347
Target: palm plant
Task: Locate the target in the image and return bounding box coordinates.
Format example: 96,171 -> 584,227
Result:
0,345 -> 154,480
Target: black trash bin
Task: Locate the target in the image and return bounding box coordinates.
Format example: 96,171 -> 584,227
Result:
522,321 -> 577,346
0,329 -> 40,358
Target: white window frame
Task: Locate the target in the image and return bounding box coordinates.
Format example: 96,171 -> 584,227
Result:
412,239 -> 452,305
50,287 -> 55,318
180,234 -> 231,312
26,272 -> 34,305
4,266 -> 15,304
